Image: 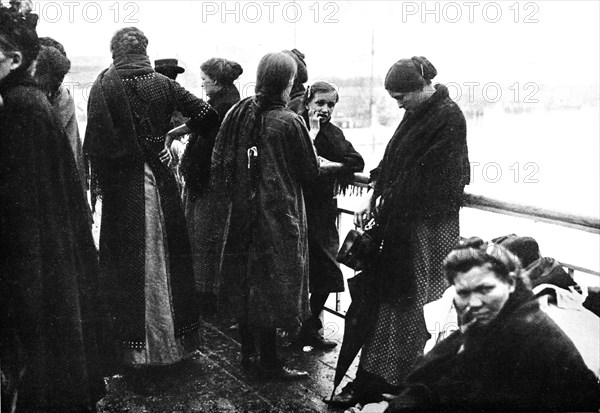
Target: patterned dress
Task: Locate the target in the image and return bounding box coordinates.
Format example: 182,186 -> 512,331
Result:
354,84 -> 470,390
85,59 -> 218,365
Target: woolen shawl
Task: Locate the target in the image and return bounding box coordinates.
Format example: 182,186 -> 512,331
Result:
370,84 -> 469,301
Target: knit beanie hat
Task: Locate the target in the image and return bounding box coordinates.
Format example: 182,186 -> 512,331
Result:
493,234 -> 541,268
283,48 -> 308,84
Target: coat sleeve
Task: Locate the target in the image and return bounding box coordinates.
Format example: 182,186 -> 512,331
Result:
288,115 -> 319,184
168,80 -> 219,132
331,126 -> 365,175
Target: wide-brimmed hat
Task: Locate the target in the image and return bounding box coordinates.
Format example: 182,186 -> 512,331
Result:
154,58 -> 185,74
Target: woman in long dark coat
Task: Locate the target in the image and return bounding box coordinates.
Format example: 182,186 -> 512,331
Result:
331,56 -> 470,406
176,58 -> 243,316
295,81 -> 364,349
208,52 -> 320,379
84,27 -> 218,369
1,8 -> 104,412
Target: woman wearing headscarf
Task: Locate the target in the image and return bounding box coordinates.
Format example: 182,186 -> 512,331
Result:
84,27 -> 218,373
331,56 -> 470,406
1,7 -> 105,412
207,52 -> 320,379
35,38 -> 88,200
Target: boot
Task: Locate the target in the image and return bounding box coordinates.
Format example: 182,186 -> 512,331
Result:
257,359 -> 309,381
293,318 -> 337,350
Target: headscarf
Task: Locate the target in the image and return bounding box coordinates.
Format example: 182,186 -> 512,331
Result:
35,45 -> 71,101
283,48 -> 308,99
283,48 -> 308,84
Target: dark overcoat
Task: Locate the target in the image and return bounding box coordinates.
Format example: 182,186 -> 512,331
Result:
1,78 -> 105,412
211,96 -> 320,328
387,282 -> 600,412
304,121 -> 364,293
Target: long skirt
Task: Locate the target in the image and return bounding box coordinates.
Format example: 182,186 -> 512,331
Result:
123,164 -> 197,365
307,198 -> 345,294
358,213 -> 459,386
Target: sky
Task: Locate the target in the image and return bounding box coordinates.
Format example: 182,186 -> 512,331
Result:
33,0 -> 600,87
30,0 -> 600,272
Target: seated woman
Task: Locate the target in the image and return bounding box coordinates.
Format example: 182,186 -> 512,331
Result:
381,238 -> 600,412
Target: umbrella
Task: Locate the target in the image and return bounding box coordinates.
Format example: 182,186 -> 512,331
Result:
329,269 -> 379,400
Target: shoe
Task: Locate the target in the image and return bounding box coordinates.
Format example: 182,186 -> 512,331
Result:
258,362 -> 309,381
241,354 -> 258,373
325,384 -> 360,408
291,328 -> 337,350
302,330 -> 337,350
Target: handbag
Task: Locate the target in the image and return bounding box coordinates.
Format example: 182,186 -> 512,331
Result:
336,221 -> 383,271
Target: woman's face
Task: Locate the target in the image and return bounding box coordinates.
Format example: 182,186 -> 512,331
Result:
453,264 -> 515,330
387,89 -> 424,112
306,90 -> 338,123
0,51 -> 13,82
0,40 -> 21,82
200,70 -> 221,98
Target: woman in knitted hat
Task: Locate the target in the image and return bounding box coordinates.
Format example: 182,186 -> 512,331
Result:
84,27 -> 219,383
34,39 -> 88,200
283,48 -> 308,114
330,56 -> 471,407
1,6 -> 105,411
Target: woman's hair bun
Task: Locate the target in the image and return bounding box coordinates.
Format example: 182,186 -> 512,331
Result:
411,56 -> 437,81
225,60 -> 243,80
201,57 -> 243,85
110,27 -> 148,57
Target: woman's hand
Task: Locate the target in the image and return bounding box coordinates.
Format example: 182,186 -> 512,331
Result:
159,147 -> 173,167
307,109 -> 321,141
170,140 -> 186,165
354,191 -> 374,229
164,132 -> 176,155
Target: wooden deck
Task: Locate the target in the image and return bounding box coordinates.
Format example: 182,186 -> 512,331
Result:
98,313 -> 356,413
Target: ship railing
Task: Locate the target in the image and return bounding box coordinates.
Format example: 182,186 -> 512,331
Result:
325,172 -> 600,318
